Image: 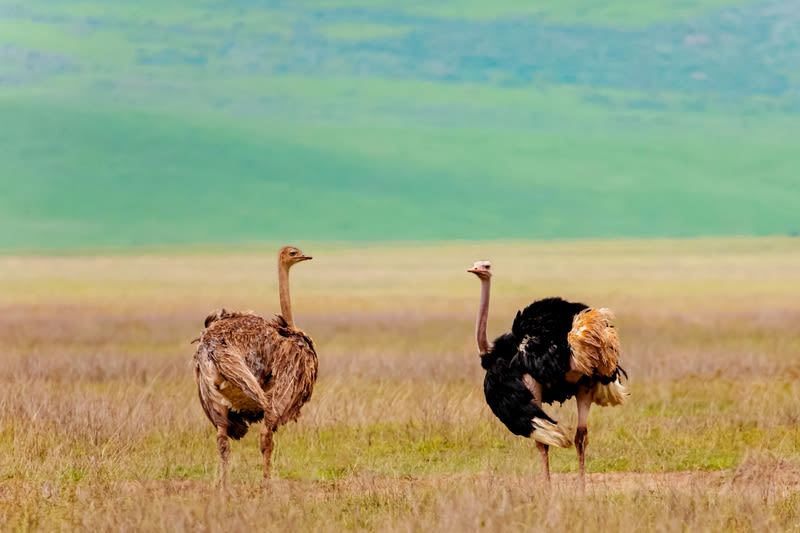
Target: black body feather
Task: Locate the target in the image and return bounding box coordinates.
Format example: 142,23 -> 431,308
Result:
482,297 -> 602,437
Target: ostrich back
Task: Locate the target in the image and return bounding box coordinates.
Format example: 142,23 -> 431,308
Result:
193,309 -> 318,440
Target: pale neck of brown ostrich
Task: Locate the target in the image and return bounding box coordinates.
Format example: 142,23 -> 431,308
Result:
278,260 -> 295,329
476,276 -> 492,356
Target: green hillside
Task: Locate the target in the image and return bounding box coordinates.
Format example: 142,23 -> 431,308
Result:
1,0 -> 798,248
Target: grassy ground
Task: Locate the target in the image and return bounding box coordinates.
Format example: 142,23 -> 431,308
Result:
1,238 -> 799,530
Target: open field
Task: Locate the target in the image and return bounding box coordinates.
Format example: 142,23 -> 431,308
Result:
1,238 -> 799,530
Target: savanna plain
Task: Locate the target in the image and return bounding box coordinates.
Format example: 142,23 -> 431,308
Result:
1,238 -> 799,531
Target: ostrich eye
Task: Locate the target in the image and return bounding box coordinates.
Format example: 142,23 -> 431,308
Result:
485,265 -> 490,270
290,251 -> 297,256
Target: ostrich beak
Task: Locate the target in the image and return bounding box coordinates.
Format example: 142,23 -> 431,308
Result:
467,268 -> 479,273
298,255 -> 313,261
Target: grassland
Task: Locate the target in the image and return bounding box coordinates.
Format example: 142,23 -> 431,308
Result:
1,238 -> 799,531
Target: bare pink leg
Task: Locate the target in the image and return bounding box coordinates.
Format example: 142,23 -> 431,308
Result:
536,442 -> 550,482
525,376 -> 551,483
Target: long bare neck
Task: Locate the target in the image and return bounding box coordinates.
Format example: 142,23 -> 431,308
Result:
476,277 -> 492,355
278,261 -> 295,329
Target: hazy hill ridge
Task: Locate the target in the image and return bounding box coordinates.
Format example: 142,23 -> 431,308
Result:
1,0 -> 798,248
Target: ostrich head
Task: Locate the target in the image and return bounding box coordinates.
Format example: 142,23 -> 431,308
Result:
467,260 -> 492,280
279,246 -> 313,268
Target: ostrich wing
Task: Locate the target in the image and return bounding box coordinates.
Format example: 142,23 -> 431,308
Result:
567,308 -> 620,378
260,331 -> 318,427
482,364 -> 573,447
209,344 -> 269,410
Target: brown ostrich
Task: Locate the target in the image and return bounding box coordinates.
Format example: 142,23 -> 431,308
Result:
468,260 -> 627,485
192,246 -> 318,484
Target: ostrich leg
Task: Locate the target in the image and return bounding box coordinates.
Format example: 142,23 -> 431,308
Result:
260,423 -> 275,480
216,425 -> 231,487
523,374 -> 551,481
536,442 -> 550,481
575,383 -> 592,488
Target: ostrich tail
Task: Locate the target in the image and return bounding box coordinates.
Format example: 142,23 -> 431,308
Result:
226,411 -> 255,440
568,307 -> 620,378
593,378 -> 629,407
204,309 -> 225,328
203,308 -> 257,328
531,418 -> 573,448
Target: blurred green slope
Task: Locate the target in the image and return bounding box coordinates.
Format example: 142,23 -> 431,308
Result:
1,0 -> 798,248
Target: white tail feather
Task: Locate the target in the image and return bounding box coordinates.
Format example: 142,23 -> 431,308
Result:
531,417 -> 573,448
592,378 -> 629,407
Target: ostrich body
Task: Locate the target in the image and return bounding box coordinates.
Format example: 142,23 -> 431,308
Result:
468,260 -> 627,482
193,246 -> 318,484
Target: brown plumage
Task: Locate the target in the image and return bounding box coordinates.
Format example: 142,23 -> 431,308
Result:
567,308 -> 620,379
192,246 -> 318,484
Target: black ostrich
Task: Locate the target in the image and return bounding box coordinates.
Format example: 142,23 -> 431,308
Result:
467,260 -> 627,483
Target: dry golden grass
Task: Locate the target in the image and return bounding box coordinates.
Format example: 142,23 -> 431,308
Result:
1,237 -> 799,531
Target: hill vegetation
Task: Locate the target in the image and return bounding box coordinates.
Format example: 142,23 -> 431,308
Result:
1,0 -> 798,248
